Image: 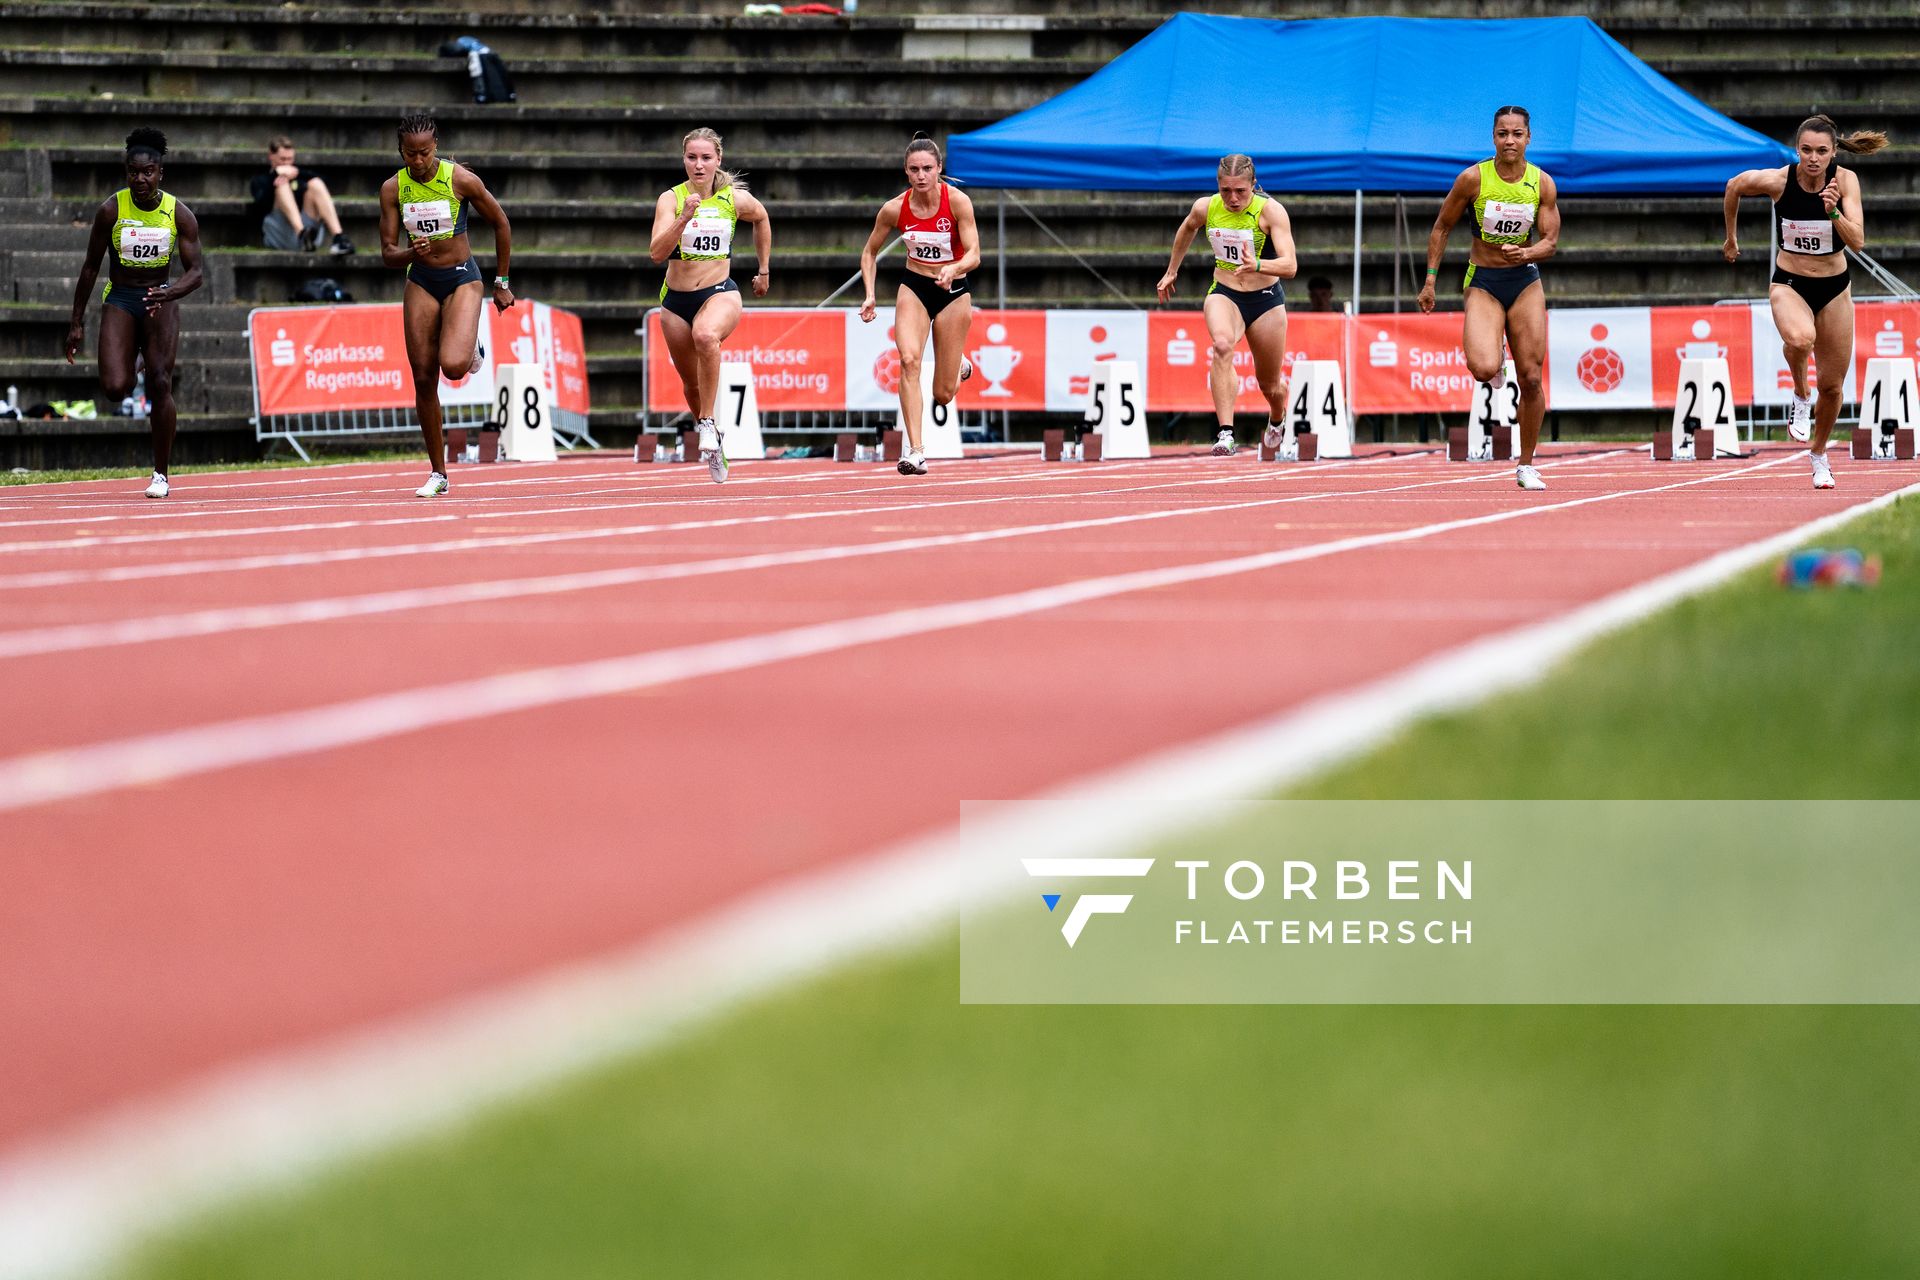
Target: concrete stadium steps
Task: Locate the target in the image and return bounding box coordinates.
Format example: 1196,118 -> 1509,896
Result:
0,49 -> 1103,112
0,96 -> 1011,155
0,5 -> 1153,61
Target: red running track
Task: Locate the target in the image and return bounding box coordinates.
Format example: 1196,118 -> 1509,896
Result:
0,443 -> 1905,1151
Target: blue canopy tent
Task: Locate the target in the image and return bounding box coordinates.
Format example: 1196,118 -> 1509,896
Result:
948,13 -> 1792,304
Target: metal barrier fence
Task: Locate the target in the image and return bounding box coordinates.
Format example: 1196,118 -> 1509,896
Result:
254,404 -> 595,460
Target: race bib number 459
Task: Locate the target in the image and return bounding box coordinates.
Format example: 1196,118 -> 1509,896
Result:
1781,218 -> 1835,255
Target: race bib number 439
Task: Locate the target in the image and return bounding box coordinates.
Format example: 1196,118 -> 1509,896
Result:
680,215 -> 732,257
1781,218 -> 1835,255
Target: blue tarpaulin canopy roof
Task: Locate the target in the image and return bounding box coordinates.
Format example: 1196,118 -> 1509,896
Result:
947,13 -> 1790,194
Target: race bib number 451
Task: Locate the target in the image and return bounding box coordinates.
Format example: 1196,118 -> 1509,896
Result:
403,200 -> 454,239
1781,218 -> 1835,255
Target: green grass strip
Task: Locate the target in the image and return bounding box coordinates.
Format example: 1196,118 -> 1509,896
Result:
123,495 -> 1920,1278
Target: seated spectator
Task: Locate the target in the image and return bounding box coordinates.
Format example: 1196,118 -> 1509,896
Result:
248,135 -> 354,254
1306,275 -> 1336,312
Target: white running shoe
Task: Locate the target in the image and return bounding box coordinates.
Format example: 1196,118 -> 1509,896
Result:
1490,367 -> 1507,391
960,357 -> 973,383
1261,421 -> 1286,451
143,471 -> 168,499
1516,463 -> 1547,491
1212,429 -> 1236,456
1811,452 -> 1835,489
697,417 -> 728,484
415,472 -> 449,498
1787,392 -> 1814,443
897,448 -> 928,476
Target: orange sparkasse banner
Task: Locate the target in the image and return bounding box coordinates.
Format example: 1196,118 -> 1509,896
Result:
1143,309 -> 1344,413
1852,300 -> 1920,392
547,304 -> 590,414
1349,312 -> 1479,414
647,307 -> 845,412
250,305 -> 410,415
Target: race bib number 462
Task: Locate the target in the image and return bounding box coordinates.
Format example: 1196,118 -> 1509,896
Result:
1482,199 -> 1535,239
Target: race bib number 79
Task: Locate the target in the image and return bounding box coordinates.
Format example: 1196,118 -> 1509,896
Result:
1207,227 -> 1253,264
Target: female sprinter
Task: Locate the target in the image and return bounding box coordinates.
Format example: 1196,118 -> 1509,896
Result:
859,132 -> 979,477
1724,114 -> 1887,489
1156,153 -> 1296,456
63,127 -> 205,498
648,126 -> 772,485
1418,106 -> 1560,491
379,113 -> 514,498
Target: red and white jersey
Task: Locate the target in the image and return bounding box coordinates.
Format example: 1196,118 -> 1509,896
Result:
897,183 -> 956,265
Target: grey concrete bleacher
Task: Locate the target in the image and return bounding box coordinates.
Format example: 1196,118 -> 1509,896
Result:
2,0 -> 1915,462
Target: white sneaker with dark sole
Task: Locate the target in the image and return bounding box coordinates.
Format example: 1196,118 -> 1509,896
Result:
1516,464 -> 1546,490
1811,453 -> 1835,489
697,418 -> 728,484
143,472 -> 169,499
415,472 -> 449,498
1787,393 -> 1814,443
898,449 -> 928,476
960,357 -> 973,383
1212,429 -> 1235,456
1261,422 -> 1285,451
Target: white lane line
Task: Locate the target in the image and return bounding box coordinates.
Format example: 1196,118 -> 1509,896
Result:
0,453 -> 1794,799
0,457 -> 1404,590
0,454 -> 1269,552
0,468 -> 1903,1280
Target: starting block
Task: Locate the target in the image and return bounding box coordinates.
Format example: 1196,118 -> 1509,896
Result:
678,427 -> 699,463
633,434 -> 658,463
1658,358 -> 1740,460
1260,431 -> 1317,462
881,429 -> 904,463
717,361 -> 766,461
1455,361 -> 1518,462
1283,360 -> 1352,458
1081,433 -> 1104,462
445,427 -> 467,463
497,363 -> 556,462
1853,357 -> 1918,460
1083,360 -> 1147,458
899,359 -> 963,459
477,428 -> 500,463
834,432 -> 858,463
1043,428 -> 1065,462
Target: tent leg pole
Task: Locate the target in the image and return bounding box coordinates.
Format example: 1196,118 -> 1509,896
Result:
998,190 -> 1009,442
1351,188 -> 1362,314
